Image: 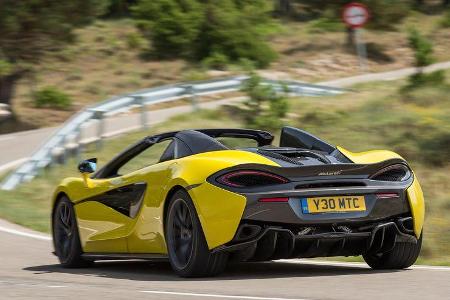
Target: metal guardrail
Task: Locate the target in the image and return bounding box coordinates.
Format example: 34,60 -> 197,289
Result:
0,76 -> 345,190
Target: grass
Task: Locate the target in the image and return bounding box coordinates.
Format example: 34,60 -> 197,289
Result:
270,11 -> 450,81
5,11 -> 450,132
1,67 -> 449,266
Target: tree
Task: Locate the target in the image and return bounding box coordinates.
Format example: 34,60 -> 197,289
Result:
105,0 -> 137,17
132,0 -> 204,59
0,0 -> 107,107
132,0 -> 276,67
274,0 -> 292,16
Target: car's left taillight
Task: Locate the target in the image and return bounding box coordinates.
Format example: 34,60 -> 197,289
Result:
216,170 -> 289,188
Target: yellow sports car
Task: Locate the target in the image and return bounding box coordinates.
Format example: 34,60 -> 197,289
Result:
52,127 -> 424,277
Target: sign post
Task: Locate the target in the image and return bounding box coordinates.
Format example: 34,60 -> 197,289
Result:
342,2 -> 370,73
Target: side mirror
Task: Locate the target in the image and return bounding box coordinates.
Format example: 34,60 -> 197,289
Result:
78,158 -> 97,174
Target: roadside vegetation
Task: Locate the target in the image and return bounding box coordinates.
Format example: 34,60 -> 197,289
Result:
0,69 -> 449,265
0,1 -> 449,132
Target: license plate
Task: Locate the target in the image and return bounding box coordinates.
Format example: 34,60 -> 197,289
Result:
301,196 -> 366,214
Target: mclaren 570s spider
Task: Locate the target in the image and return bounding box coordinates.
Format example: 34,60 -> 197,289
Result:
52,127 -> 424,277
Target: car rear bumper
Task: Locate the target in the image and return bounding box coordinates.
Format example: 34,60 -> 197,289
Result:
242,186 -> 410,225
213,217 -> 417,260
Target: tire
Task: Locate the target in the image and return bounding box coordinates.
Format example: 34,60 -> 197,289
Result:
165,190 -> 228,277
52,197 -> 92,268
363,233 -> 423,270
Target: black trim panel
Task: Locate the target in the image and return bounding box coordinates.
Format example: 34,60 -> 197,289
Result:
76,182 -> 147,218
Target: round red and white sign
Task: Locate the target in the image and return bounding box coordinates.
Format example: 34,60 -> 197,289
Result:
342,2 -> 369,28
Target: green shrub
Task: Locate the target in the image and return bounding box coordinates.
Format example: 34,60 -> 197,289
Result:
308,17 -> 344,33
440,9 -> 450,28
404,28 -> 442,90
202,52 -> 229,70
241,72 -> 289,131
182,69 -> 208,82
132,0 -> 204,59
299,110 -> 349,126
404,71 -> 446,94
125,32 -> 145,49
408,28 -> 435,68
33,87 -> 72,109
132,0 -> 276,68
0,59 -> 13,77
362,0 -> 413,30
391,121 -> 450,167
417,126 -> 450,166
297,1 -> 413,31
401,80 -> 449,106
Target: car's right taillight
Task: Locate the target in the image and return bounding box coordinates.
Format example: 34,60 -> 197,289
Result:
216,170 -> 289,188
370,164 -> 412,182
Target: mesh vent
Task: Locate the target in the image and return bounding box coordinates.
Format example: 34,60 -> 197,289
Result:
257,149 -> 303,165
371,165 -> 410,182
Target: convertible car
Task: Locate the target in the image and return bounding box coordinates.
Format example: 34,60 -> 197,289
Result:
52,127 -> 424,277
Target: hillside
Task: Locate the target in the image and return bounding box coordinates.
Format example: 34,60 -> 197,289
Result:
0,70 -> 449,265
4,12 -> 450,132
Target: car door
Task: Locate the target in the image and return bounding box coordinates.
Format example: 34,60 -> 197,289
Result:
74,138 -> 174,253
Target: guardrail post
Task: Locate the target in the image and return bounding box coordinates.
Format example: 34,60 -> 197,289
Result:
74,127 -> 82,160
134,96 -> 148,129
78,124 -> 85,156
60,135 -> 67,164
185,85 -> 198,111
94,110 -> 105,150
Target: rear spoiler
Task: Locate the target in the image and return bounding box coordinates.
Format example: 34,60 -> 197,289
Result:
280,126 -> 335,154
146,128 -> 274,147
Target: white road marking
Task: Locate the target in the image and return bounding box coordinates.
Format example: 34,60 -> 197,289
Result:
47,285 -> 67,288
0,225 -> 51,241
278,259 -> 450,271
140,290 -> 309,300
409,265 -> 450,271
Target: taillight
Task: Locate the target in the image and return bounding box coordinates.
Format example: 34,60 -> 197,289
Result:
376,193 -> 399,199
258,197 -> 289,203
216,170 -> 289,188
370,164 -> 411,182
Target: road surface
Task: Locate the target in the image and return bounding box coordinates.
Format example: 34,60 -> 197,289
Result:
0,219 -> 449,300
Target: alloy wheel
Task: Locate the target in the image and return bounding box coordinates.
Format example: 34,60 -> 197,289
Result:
168,198 -> 194,269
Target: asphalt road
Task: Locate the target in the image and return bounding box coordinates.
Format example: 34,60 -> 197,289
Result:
0,219 -> 449,300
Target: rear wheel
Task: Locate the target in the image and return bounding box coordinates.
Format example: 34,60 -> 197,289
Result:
52,197 -> 92,268
363,234 -> 422,269
165,190 -> 228,277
